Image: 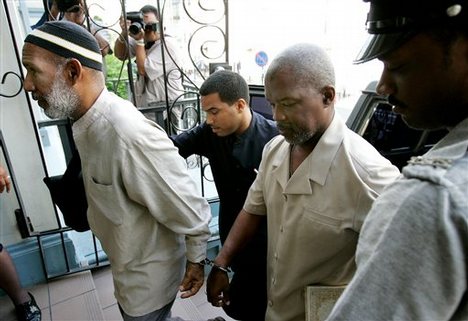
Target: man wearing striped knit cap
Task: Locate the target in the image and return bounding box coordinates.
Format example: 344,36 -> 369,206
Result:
22,21 -> 213,321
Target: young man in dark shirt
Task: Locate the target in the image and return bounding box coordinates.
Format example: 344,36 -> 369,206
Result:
171,70 -> 278,320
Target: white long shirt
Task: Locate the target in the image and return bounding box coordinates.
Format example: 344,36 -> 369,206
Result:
73,89 -> 211,316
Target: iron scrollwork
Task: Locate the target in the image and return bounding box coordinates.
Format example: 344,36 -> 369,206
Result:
38,0 -> 228,191
156,0 -> 228,135
0,71 -> 23,98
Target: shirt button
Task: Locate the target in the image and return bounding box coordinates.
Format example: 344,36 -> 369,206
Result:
274,253 -> 278,260
283,194 -> 287,201
272,277 -> 276,285
280,226 -> 284,232
268,300 -> 273,307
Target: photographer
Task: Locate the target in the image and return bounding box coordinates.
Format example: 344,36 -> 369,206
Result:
56,0 -> 111,57
114,5 -> 184,108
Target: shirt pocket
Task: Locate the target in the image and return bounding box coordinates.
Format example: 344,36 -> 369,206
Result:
298,206 -> 346,246
302,207 -> 343,229
87,179 -> 123,226
297,207 -> 352,261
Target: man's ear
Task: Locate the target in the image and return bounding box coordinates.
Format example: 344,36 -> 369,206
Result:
235,98 -> 248,112
64,58 -> 83,85
321,86 -> 335,106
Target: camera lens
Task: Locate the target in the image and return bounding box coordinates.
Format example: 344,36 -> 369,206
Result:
129,22 -> 144,35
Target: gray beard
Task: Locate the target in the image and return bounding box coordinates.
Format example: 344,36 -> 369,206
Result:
44,71 -> 80,119
284,130 -> 314,145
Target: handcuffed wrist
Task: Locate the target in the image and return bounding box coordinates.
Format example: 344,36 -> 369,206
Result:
190,258 -> 211,267
189,258 -> 232,273
213,263 -> 231,273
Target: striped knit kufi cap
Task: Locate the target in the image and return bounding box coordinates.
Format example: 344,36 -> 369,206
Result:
24,20 -> 102,71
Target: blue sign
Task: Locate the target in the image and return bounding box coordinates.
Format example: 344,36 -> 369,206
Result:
255,51 -> 268,67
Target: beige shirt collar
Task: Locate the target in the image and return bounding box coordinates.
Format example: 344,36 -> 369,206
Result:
271,114 -> 345,194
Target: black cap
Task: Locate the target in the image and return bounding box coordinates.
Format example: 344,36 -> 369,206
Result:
355,0 -> 467,63
24,21 -> 103,71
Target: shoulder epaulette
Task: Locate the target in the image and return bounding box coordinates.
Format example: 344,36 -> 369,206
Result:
407,156 -> 452,169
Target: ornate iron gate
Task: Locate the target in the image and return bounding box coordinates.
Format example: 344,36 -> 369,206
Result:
1,0 -> 228,280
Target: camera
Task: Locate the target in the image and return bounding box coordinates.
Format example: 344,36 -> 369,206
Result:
126,11 -> 144,35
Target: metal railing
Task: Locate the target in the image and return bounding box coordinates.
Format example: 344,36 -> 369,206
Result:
6,0 -> 228,281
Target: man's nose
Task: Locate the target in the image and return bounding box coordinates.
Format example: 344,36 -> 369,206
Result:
206,114 -> 214,125
22,73 -> 34,92
376,69 -> 395,97
272,106 -> 285,121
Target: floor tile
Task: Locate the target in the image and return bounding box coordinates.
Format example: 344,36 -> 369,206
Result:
0,285 -> 51,321
0,297 -> 52,321
171,296 -> 203,320
50,290 -> 104,320
195,301 -> 234,321
2,265 -> 236,321
40,307 -> 52,321
27,283 -> 51,310
92,267 -> 116,309
92,266 -> 235,321
48,271 -> 95,305
103,303 -> 123,321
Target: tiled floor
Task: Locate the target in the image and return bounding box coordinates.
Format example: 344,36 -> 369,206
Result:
0,266 -> 235,321
0,271 -> 104,321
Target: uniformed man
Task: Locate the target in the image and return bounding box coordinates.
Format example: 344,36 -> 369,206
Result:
327,1 -> 468,320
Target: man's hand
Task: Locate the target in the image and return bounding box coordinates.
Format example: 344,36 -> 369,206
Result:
120,16 -> 144,41
0,165 -> 11,193
129,28 -> 144,41
179,261 -> 205,299
206,266 -> 230,307
119,16 -> 130,35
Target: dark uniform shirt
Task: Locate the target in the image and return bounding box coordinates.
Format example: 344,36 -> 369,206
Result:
171,110 -> 278,245
172,110 -> 278,319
